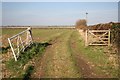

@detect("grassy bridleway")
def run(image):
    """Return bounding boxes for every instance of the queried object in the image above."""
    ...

[32,29,80,78]
[32,29,111,78]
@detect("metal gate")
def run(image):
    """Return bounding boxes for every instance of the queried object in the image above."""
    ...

[8,27,33,61]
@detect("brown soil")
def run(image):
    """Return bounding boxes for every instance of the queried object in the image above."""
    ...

[31,36,62,78]
[32,31,80,78]
[31,44,53,78]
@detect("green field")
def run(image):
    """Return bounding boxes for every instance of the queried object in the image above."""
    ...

[1,28,119,78]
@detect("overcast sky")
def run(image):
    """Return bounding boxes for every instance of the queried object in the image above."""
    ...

[1,1,119,26]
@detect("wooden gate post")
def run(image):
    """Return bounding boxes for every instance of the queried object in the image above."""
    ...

[108,29,111,46]
[85,29,88,46]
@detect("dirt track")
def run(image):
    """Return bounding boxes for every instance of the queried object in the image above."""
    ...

[32,30,80,78]
[31,30,110,78]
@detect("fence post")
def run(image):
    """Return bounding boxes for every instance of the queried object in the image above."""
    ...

[108,29,111,46]
[85,29,88,46]
[27,27,33,44]
[29,28,33,43]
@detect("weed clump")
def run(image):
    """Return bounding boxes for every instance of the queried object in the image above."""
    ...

[23,65,34,80]
[0,46,10,54]
[5,42,50,78]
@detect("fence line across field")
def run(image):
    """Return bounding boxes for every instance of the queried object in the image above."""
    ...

[8,27,33,61]
[85,29,110,46]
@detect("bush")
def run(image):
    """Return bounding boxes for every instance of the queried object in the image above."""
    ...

[75,19,87,30]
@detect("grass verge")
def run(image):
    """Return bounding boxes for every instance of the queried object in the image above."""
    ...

[5,42,50,78]
[69,30,118,77]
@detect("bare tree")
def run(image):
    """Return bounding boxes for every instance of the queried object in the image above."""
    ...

[75,19,87,30]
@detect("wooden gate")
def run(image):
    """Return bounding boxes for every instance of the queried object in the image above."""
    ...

[85,29,110,46]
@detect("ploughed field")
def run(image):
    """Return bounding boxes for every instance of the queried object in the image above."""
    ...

[1,28,119,78]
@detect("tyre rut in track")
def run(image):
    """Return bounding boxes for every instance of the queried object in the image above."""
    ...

[69,31,111,78]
